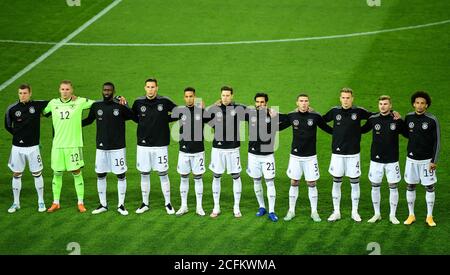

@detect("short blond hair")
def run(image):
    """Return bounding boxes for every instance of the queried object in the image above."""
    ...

[340,87,353,95]
[378,95,391,103]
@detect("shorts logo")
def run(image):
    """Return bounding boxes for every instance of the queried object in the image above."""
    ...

[140,106,146,113]
[97,110,103,116]
[157,104,163,111]
[351,113,357,120]
[181,115,187,121]
[251,116,257,123]
[422,122,428,130]
[390,123,396,130]
[230,110,236,116]
[29,107,35,114]
[409,122,414,129]
[15,111,21,117]
[265,117,271,123]
[216,112,223,118]
[307,119,313,126]
[113,109,119,116]
[375,124,381,131]
[336,114,342,121]
[293,120,299,126]
[195,114,201,121]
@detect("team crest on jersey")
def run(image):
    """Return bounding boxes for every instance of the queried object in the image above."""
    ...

[336,114,342,121]
[422,122,428,130]
[307,119,313,126]
[140,106,146,113]
[251,116,257,123]
[195,114,201,121]
[97,109,103,116]
[113,109,119,116]
[29,106,35,114]
[157,104,163,111]
[265,117,271,123]
[230,110,236,116]
[351,113,357,120]
[293,120,299,126]
[181,115,187,121]
[15,111,21,117]
[390,123,396,130]
[216,112,223,118]
[375,124,381,131]
[408,122,414,129]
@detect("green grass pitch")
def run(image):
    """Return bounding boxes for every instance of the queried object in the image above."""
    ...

[0,0,449,255]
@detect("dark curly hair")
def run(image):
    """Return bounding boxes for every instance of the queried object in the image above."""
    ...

[411,91,431,107]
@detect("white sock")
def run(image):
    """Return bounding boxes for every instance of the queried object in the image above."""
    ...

[212,177,221,211]
[140,174,150,205]
[389,188,398,216]
[12,176,22,205]
[97,176,107,207]
[288,185,298,213]
[117,177,127,207]
[351,182,360,213]
[159,174,171,205]
[233,177,242,209]
[180,176,189,208]
[34,175,44,204]
[194,178,203,209]
[406,190,416,216]
[266,179,276,213]
[371,185,381,215]
[332,181,342,213]
[253,178,265,208]
[426,191,435,217]
[308,186,318,213]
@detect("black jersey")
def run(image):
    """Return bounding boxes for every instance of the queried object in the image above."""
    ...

[206,102,247,149]
[279,110,333,157]
[323,106,373,155]
[5,100,49,147]
[361,113,405,163]
[172,105,211,153]
[404,112,440,163]
[132,95,177,147]
[246,108,283,155]
[82,99,134,150]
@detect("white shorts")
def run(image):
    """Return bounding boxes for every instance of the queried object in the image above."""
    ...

[246,153,276,179]
[177,151,206,175]
[136,145,169,173]
[368,161,401,184]
[287,154,319,181]
[8,145,43,173]
[328,153,361,178]
[209,147,242,175]
[404,157,437,186]
[95,148,127,174]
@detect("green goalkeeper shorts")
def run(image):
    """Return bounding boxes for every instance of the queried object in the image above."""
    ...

[51,147,85,171]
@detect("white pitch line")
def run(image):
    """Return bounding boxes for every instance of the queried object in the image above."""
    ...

[0,18,449,48]
[0,0,122,92]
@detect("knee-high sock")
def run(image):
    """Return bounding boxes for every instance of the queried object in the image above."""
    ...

[160,174,171,205]
[288,185,298,213]
[97,177,107,207]
[371,186,381,215]
[266,179,276,213]
[12,176,22,205]
[253,178,265,208]
[34,175,44,204]
[233,177,242,209]
[180,176,189,208]
[426,191,435,217]
[350,179,360,213]
[212,177,221,211]
[194,178,203,209]
[73,172,85,204]
[118,177,127,207]
[52,172,63,204]
[308,186,318,213]
[140,174,150,205]
[389,188,398,216]
[332,181,342,213]
[406,190,416,216]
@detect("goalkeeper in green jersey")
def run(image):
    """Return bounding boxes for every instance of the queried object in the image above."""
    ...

[43,80,95,213]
